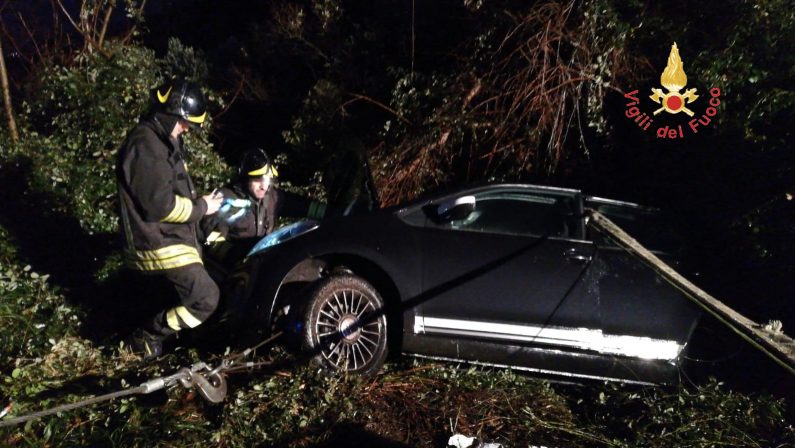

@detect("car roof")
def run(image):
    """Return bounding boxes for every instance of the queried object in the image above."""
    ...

[386,182,583,211]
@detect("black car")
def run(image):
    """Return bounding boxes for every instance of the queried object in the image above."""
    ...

[210,183,701,385]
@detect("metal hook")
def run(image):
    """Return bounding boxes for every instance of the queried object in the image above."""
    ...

[190,370,227,404]
[174,364,228,404]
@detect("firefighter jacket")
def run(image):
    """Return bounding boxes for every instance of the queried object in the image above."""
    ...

[202,184,327,243]
[117,116,208,271]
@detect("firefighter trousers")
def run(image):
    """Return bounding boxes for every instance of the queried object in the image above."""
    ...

[134,263,220,337]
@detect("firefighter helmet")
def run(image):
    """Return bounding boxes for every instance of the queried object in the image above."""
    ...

[153,79,208,126]
[239,148,279,179]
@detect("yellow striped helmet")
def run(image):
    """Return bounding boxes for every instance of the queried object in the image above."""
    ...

[239,148,279,180]
[153,79,207,127]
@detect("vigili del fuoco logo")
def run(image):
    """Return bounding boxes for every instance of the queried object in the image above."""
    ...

[623,43,722,139]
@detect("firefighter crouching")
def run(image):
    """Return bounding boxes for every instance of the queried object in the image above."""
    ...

[201,148,328,251]
[117,79,223,360]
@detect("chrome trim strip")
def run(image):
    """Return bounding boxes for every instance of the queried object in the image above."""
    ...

[414,316,683,361]
[585,196,644,208]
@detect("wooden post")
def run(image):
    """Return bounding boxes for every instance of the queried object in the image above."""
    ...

[0,34,20,143]
[588,210,795,376]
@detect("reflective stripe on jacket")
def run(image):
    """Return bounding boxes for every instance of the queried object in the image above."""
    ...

[117,116,208,271]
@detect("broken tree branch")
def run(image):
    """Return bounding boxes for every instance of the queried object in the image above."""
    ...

[588,210,795,377]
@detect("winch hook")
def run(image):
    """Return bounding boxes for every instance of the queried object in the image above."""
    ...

[177,364,228,404]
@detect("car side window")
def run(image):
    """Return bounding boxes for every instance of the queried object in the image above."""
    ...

[445,192,571,237]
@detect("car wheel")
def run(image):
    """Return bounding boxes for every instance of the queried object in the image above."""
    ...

[303,274,388,376]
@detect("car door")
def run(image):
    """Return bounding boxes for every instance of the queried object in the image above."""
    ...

[585,199,701,349]
[413,187,600,349]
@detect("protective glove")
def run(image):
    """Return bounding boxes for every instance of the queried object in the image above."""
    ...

[217,198,252,224]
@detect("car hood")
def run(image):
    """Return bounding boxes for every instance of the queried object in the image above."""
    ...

[247,220,320,257]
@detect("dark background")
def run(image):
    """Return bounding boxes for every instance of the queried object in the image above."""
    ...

[1,0,793,386]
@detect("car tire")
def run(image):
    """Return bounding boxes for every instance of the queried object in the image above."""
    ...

[302,274,388,377]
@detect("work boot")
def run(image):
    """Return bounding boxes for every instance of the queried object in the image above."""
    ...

[125,329,164,361]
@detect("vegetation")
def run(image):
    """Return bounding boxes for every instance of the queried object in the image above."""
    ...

[1,246,792,447]
[0,0,793,446]
[2,39,229,234]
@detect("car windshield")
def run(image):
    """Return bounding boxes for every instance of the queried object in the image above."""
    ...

[247,220,319,256]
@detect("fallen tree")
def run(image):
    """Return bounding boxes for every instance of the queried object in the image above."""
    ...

[588,210,795,377]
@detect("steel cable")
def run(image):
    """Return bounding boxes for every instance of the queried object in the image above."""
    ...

[0,385,146,428]
[0,332,284,428]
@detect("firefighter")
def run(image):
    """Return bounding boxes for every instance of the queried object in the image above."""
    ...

[202,148,328,246]
[117,79,224,360]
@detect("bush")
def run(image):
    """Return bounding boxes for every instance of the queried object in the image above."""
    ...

[5,41,230,235]
[0,227,82,373]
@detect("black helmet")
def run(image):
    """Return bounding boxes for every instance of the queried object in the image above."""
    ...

[153,79,207,127]
[239,148,279,179]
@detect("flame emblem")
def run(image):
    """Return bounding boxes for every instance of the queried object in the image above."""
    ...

[650,43,698,116]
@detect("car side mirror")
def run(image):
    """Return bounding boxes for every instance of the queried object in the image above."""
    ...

[436,195,476,222]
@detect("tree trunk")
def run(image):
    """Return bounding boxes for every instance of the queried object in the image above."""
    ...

[0,35,20,143]
[588,210,795,377]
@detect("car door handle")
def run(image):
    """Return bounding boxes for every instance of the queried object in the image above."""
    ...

[564,249,591,264]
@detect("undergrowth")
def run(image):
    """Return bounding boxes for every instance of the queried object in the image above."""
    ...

[1,224,793,446]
